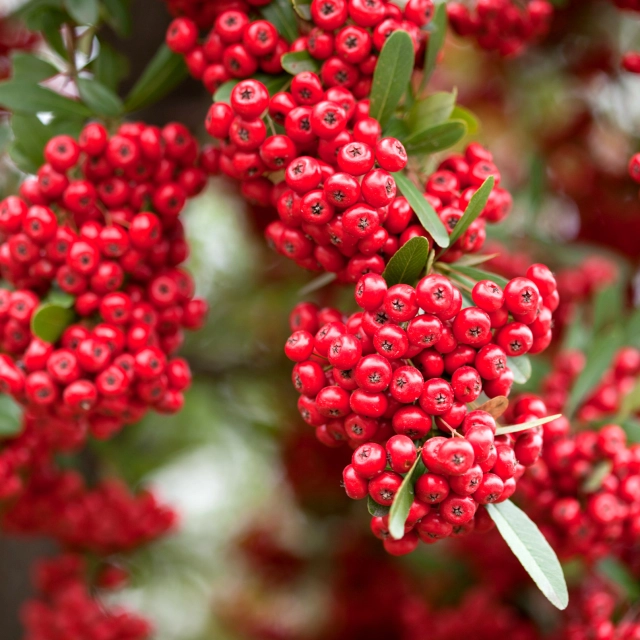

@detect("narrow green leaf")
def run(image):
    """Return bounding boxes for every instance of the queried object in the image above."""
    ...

[406,90,456,131]
[281,50,320,75]
[13,0,63,21]
[101,0,132,36]
[389,457,423,540]
[496,414,562,436]
[421,3,447,89]
[40,11,68,59]
[124,44,187,113]
[0,81,91,117]
[382,236,430,286]
[298,272,336,297]
[508,355,532,385]
[596,557,640,601]
[566,327,624,418]
[367,496,391,517]
[487,500,568,610]
[369,30,415,129]
[393,172,450,248]
[65,0,99,24]
[445,176,494,250]
[48,115,85,138]
[11,113,49,169]
[0,395,23,437]
[593,282,624,335]
[291,0,311,20]
[617,377,640,422]
[625,307,640,348]
[31,303,75,343]
[77,77,123,117]
[582,461,613,493]
[213,80,239,104]
[562,305,590,352]
[261,0,299,43]
[382,117,409,140]
[404,119,467,155]
[441,264,509,289]
[453,252,500,267]
[93,41,129,91]
[11,53,58,82]
[450,105,479,135]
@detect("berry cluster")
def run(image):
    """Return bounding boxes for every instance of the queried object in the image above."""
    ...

[22,553,152,640]
[520,422,640,560]
[166,6,289,93]
[0,122,211,442]
[447,0,554,57]
[285,266,557,553]
[3,468,176,555]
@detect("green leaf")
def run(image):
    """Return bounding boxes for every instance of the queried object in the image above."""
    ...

[93,41,129,91]
[77,77,123,117]
[393,172,450,248]
[102,0,132,36]
[582,460,613,493]
[388,457,423,540]
[382,236,430,286]
[291,0,311,20]
[13,0,63,21]
[281,50,320,75]
[40,11,68,59]
[596,557,640,602]
[0,395,23,437]
[487,500,568,610]
[11,53,58,82]
[444,176,494,249]
[421,2,447,89]
[508,355,532,385]
[261,0,299,43]
[404,119,467,155]
[382,117,409,140]
[48,115,85,138]
[64,0,99,24]
[46,289,75,308]
[369,30,415,129]
[0,81,91,117]
[124,44,187,113]
[593,282,624,335]
[453,252,499,267]
[441,264,509,289]
[406,90,456,132]
[298,273,336,296]
[616,377,640,422]
[626,307,640,347]
[566,327,624,418]
[31,303,75,344]
[367,496,391,517]
[11,113,49,169]
[9,143,40,174]
[450,105,479,135]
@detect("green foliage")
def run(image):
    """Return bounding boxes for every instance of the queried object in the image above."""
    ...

[31,303,75,344]
[450,105,479,135]
[291,0,311,20]
[443,176,494,250]
[487,500,568,610]
[0,81,91,117]
[93,41,129,91]
[388,458,425,539]
[367,496,391,517]
[508,355,532,385]
[566,326,624,418]
[261,0,299,43]
[382,236,430,286]
[369,31,415,129]
[64,0,99,24]
[10,113,49,173]
[11,53,58,82]
[101,0,132,36]
[124,44,187,113]
[393,172,450,248]
[281,50,321,75]
[77,77,124,117]
[404,119,467,155]
[406,90,456,131]
[421,3,447,89]
[0,395,23,437]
